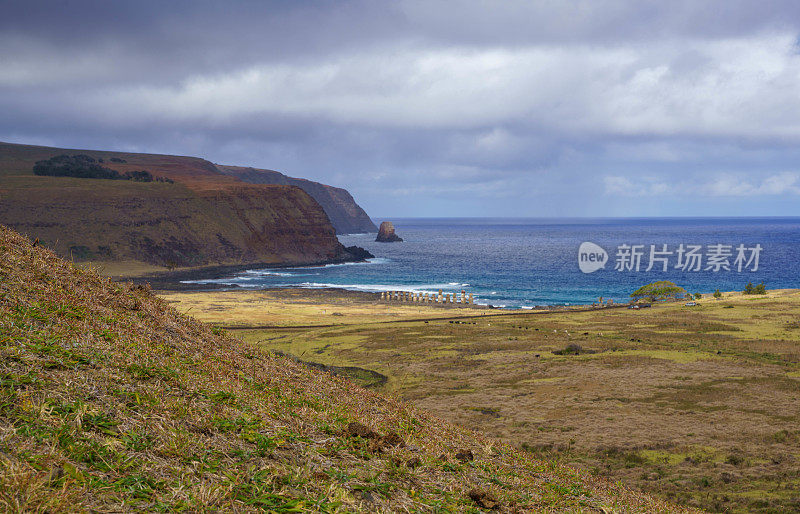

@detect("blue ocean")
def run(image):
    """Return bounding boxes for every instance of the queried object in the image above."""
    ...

[187,218,800,308]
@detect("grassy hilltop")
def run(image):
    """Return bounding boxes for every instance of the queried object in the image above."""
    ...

[0,225,681,511]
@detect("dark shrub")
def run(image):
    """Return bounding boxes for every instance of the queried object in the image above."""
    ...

[32,155,172,183]
[122,170,154,182]
[743,282,766,295]
[33,154,120,180]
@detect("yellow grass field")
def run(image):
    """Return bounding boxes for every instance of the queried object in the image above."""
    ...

[159,288,504,327]
[161,287,800,513]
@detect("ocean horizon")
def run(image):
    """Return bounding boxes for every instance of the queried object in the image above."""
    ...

[186,217,800,308]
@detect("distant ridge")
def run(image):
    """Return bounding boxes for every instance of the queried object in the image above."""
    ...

[218,165,377,235]
[0,141,369,273]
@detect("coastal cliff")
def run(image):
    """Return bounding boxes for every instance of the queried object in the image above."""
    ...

[0,141,366,272]
[218,165,376,234]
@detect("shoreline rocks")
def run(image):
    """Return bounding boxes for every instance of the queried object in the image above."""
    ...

[344,245,375,260]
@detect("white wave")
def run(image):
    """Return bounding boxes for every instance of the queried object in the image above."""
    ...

[178,278,262,288]
[180,277,248,284]
[287,257,391,270]
[242,269,316,277]
[184,258,391,284]
[327,257,391,267]
[293,282,466,294]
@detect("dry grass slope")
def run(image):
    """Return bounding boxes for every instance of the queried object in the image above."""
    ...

[0,225,683,511]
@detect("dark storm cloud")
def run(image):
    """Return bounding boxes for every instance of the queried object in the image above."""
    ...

[3,1,800,216]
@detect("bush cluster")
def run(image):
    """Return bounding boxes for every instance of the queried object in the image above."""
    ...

[743,281,766,295]
[630,280,686,302]
[32,154,173,183]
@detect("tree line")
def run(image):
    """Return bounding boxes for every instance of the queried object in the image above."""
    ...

[33,154,173,183]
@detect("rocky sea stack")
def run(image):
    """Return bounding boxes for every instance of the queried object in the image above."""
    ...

[376,221,403,242]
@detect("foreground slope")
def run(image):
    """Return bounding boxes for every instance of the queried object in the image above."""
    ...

[0,141,361,271]
[0,226,678,512]
[218,165,377,235]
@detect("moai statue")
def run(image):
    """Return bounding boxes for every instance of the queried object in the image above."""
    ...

[461,290,466,304]
[381,291,386,301]
[438,289,443,303]
[469,293,474,304]
[607,298,614,306]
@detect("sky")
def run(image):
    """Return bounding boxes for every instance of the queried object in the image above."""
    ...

[3,1,800,217]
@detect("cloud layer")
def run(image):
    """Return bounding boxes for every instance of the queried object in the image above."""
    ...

[3,1,800,216]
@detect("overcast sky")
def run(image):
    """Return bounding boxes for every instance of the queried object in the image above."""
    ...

[4,1,800,217]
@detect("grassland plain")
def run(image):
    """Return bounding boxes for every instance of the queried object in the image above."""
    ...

[0,224,683,512]
[164,287,800,512]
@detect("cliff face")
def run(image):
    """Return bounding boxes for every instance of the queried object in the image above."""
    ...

[0,142,359,270]
[218,165,377,235]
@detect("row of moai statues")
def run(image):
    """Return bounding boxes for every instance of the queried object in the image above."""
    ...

[381,289,474,305]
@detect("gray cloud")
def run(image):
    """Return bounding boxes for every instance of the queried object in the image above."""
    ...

[3,0,800,217]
